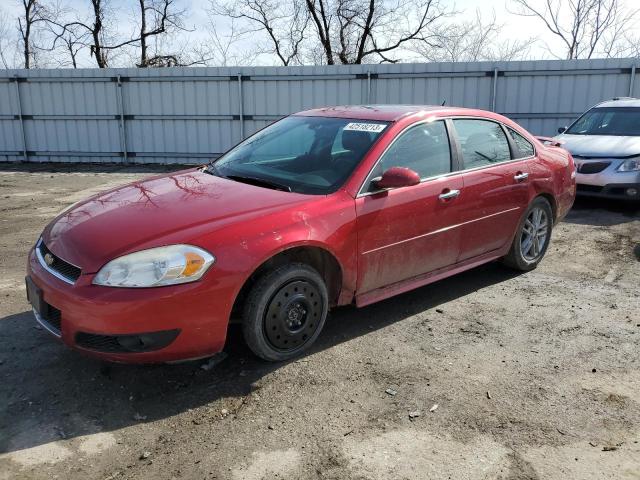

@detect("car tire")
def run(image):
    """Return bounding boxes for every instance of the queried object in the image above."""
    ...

[242,263,329,362]
[502,197,554,271]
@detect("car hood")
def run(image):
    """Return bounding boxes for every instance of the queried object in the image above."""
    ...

[42,168,314,273]
[556,134,640,158]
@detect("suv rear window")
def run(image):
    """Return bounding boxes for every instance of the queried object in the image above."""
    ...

[566,107,640,136]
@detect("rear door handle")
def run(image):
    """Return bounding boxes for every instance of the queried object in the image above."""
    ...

[438,189,460,200]
[514,172,529,182]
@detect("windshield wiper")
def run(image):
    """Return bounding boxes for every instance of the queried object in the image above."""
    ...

[226,174,292,192]
[203,162,224,177]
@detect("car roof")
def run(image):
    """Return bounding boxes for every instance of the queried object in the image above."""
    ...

[294,104,483,122]
[594,98,640,108]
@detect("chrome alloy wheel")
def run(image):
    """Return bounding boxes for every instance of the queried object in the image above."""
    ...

[521,206,549,261]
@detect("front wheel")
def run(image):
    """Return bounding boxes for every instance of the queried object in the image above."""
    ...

[502,197,553,271]
[242,263,329,362]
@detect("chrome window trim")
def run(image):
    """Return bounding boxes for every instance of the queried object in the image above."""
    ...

[357,156,534,198]
[356,116,537,198]
[35,238,79,285]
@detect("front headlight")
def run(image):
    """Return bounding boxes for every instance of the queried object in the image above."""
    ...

[93,245,215,288]
[617,157,640,172]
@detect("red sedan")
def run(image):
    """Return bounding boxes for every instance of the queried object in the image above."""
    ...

[26,105,576,362]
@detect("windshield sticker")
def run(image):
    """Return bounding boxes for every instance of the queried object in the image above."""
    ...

[344,122,387,133]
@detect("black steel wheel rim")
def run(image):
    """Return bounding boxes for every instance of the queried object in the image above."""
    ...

[264,279,323,351]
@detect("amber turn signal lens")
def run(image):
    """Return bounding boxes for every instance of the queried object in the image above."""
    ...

[183,252,206,277]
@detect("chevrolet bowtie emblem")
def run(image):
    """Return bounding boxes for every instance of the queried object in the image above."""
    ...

[44,253,55,266]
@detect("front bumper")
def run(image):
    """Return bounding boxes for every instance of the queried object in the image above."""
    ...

[575,160,639,201]
[26,246,234,363]
[576,182,640,200]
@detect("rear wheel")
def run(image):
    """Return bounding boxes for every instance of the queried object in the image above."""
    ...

[242,263,328,362]
[502,197,553,271]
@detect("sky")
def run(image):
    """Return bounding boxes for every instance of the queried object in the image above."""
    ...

[1,0,639,68]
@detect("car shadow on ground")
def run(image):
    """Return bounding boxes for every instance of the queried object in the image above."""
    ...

[0,262,520,455]
[563,196,639,227]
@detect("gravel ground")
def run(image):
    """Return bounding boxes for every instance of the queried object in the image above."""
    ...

[0,163,639,480]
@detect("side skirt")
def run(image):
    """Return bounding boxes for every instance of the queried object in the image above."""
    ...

[355,249,507,308]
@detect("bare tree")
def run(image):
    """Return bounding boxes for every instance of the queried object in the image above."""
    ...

[47,0,191,68]
[48,0,112,67]
[511,0,638,59]
[601,32,640,58]
[413,10,535,62]
[135,0,189,67]
[209,0,450,65]
[17,0,57,68]
[306,0,450,64]
[38,8,89,68]
[195,15,257,66]
[86,0,108,67]
[0,9,17,68]
[49,0,140,68]
[210,0,309,66]
[51,25,87,67]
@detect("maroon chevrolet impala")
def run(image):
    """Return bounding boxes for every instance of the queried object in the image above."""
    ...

[26,105,576,362]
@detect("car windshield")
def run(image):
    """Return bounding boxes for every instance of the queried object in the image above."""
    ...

[566,107,640,136]
[208,116,388,194]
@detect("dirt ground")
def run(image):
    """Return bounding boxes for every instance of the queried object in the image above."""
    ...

[0,163,639,480]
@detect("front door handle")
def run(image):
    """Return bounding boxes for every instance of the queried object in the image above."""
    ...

[514,172,529,182]
[439,189,460,201]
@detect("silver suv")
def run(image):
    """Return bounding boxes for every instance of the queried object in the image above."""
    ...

[556,98,640,201]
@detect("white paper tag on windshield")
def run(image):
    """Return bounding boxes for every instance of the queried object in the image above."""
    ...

[344,122,387,133]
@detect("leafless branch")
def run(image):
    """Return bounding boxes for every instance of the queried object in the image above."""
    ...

[136,0,190,67]
[210,0,451,65]
[17,0,63,68]
[210,0,308,65]
[0,9,17,68]
[510,0,638,59]
[412,10,536,62]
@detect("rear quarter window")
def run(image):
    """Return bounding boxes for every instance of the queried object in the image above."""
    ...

[507,128,535,158]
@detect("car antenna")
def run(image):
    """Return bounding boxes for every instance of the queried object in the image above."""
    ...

[441,99,446,106]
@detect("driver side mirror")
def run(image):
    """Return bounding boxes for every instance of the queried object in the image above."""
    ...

[374,167,421,190]
[557,126,567,134]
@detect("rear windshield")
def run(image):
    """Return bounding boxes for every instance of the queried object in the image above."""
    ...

[566,107,640,136]
[209,116,389,194]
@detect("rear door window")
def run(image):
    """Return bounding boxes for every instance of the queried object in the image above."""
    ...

[452,119,511,169]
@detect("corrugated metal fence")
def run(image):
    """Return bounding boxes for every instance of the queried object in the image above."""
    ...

[0,58,637,164]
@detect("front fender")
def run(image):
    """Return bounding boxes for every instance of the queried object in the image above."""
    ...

[193,191,358,309]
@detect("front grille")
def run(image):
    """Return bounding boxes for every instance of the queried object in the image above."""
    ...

[577,184,603,193]
[75,329,180,354]
[578,161,610,174]
[45,305,62,331]
[76,333,128,353]
[35,302,62,335]
[38,242,82,282]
